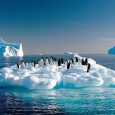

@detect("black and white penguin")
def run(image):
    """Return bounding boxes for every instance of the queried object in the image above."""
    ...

[16,63,20,68]
[45,57,49,66]
[67,61,71,69]
[87,63,91,73]
[53,57,57,65]
[31,61,36,67]
[81,58,85,65]
[21,60,26,68]
[50,56,53,64]
[75,57,78,62]
[84,58,88,65]
[58,59,61,66]
[61,58,64,64]
[53,57,57,62]
[34,62,39,68]
[39,57,44,66]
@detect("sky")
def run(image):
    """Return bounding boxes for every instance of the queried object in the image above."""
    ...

[0,0,115,54]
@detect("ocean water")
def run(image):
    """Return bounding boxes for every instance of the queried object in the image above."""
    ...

[0,54,115,114]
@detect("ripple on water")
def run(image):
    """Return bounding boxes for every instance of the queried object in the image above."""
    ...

[0,87,114,114]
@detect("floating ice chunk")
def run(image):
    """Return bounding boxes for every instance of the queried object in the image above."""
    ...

[108,46,115,55]
[0,38,24,57]
[0,54,114,89]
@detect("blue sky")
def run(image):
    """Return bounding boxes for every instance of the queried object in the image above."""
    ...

[0,0,115,54]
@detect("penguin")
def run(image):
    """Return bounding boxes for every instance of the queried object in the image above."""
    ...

[54,58,57,62]
[72,57,75,65]
[58,59,61,66]
[50,56,53,65]
[39,57,44,67]
[45,57,49,66]
[31,61,36,67]
[26,63,29,67]
[81,58,85,65]
[16,63,20,68]
[35,62,39,68]
[52,57,57,65]
[75,57,78,62]
[84,58,88,65]
[44,59,46,66]
[67,62,71,69]
[87,63,91,73]
[21,60,26,68]
[61,58,64,64]
[32,61,39,67]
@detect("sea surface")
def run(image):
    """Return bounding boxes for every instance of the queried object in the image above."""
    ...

[0,54,115,114]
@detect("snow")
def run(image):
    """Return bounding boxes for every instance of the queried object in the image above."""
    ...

[0,53,114,89]
[108,46,115,55]
[0,38,24,57]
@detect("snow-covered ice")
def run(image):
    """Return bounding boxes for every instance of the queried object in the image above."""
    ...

[0,38,24,57]
[0,53,114,89]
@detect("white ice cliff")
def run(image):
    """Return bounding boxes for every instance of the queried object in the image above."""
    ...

[0,53,114,89]
[0,38,24,57]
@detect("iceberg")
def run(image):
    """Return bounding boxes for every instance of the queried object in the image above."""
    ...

[0,53,114,89]
[108,46,115,55]
[0,38,24,57]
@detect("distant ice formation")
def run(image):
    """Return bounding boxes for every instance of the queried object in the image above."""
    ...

[0,53,114,89]
[0,38,24,57]
[108,46,115,55]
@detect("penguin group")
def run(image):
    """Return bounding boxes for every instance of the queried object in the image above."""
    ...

[16,56,91,72]
[81,58,91,73]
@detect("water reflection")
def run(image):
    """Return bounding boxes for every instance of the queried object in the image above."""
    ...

[0,87,114,114]
[0,88,63,114]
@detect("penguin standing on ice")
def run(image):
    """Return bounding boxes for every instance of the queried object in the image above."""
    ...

[35,62,39,68]
[31,61,39,68]
[45,57,49,66]
[50,56,53,65]
[31,61,36,67]
[84,58,88,65]
[53,57,57,62]
[58,59,61,66]
[16,63,20,68]
[53,58,57,65]
[61,58,64,64]
[81,58,85,65]
[39,57,44,66]
[87,63,91,73]
[67,61,71,69]
[75,57,78,62]
[21,60,26,68]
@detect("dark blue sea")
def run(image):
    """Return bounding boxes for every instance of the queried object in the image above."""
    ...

[0,54,115,114]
